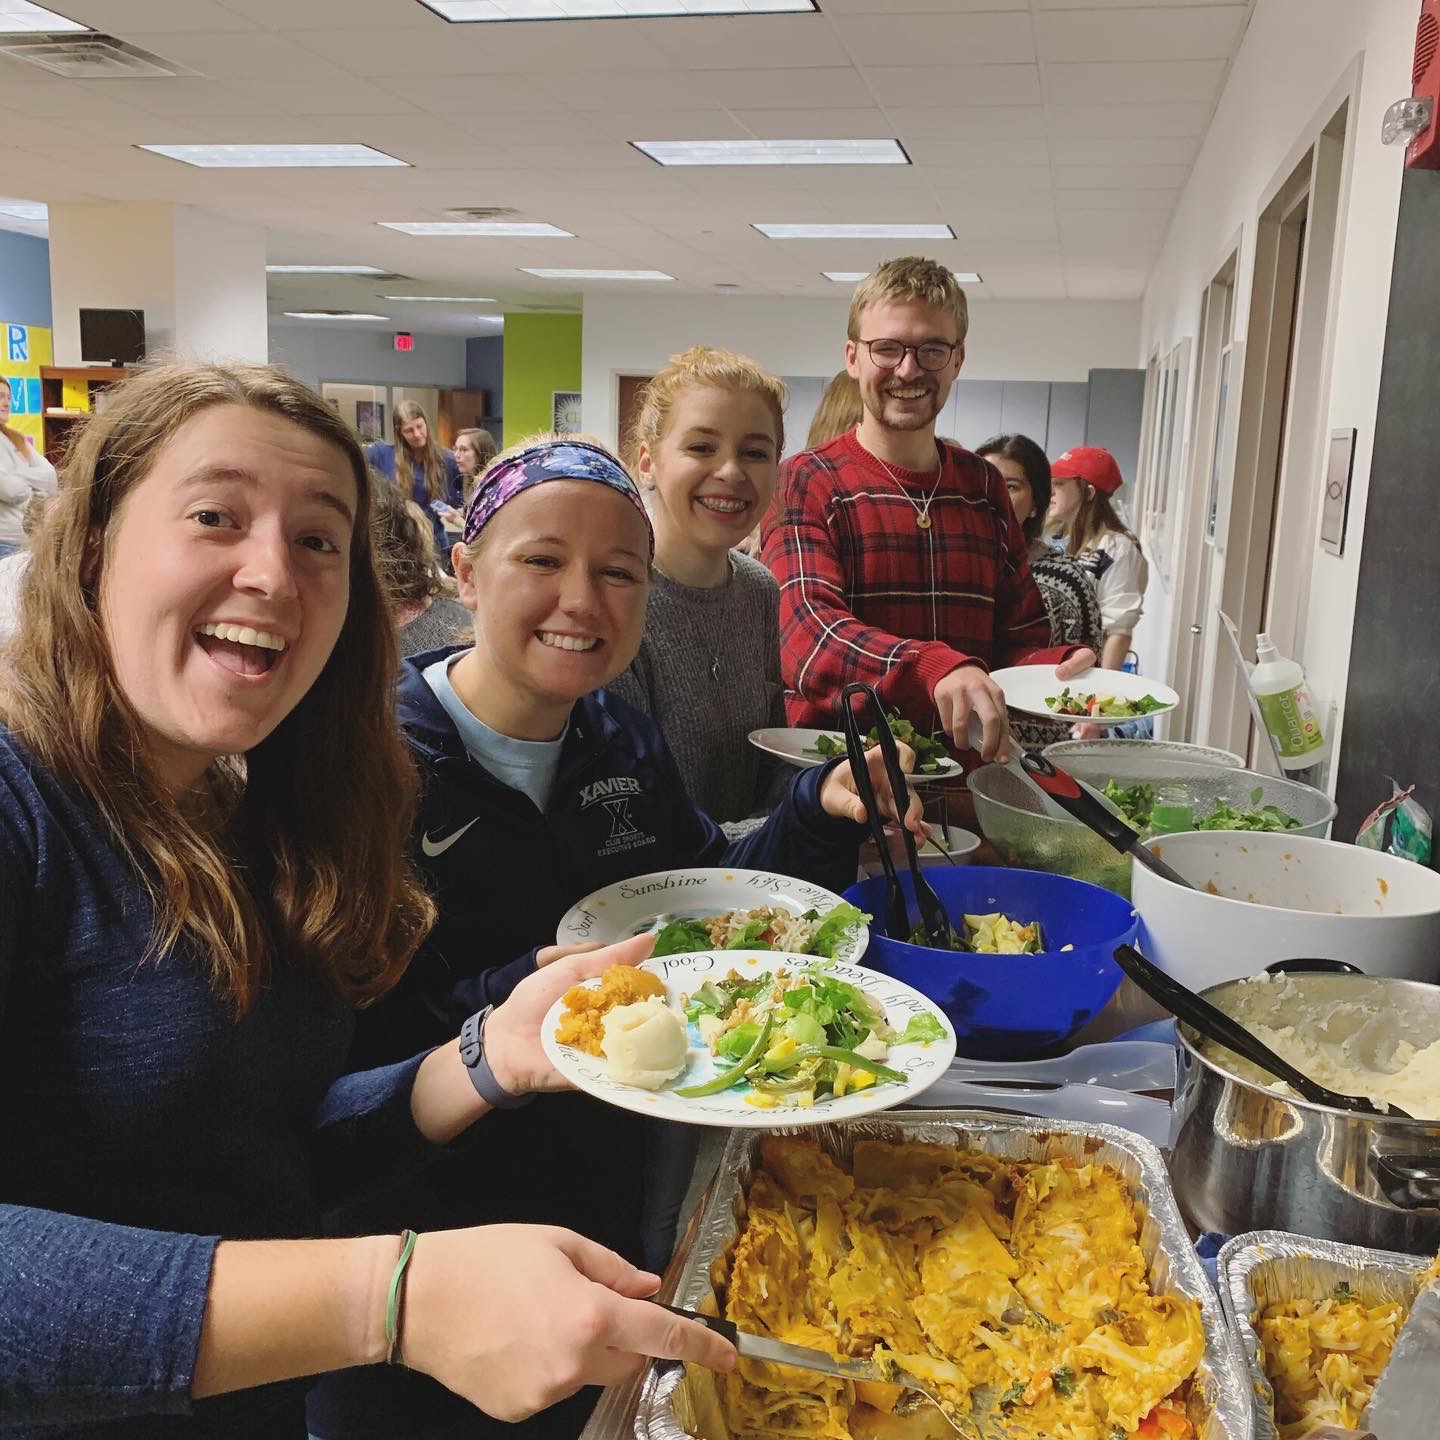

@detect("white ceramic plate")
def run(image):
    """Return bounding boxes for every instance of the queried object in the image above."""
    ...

[991,665,1180,727]
[747,726,964,781]
[557,867,869,966]
[540,951,956,1128]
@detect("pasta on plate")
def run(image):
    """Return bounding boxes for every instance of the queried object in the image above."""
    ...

[708,1137,1204,1440]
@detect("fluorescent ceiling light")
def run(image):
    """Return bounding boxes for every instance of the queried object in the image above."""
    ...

[420,0,815,21]
[267,264,391,276]
[0,1,88,34]
[142,144,406,169]
[382,294,497,302]
[282,311,389,321]
[381,221,573,237]
[634,139,906,168]
[520,268,673,281]
[756,223,955,240]
[824,269,982,284]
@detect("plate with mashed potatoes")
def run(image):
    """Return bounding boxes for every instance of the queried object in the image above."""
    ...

[540,952,955,1127]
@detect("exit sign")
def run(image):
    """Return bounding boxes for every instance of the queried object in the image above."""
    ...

[393,331,414,352]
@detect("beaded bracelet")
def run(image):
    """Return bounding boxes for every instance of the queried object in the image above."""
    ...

[384,1229,420,1366]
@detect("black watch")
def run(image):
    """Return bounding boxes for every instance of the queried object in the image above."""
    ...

[459,1005,535,1110]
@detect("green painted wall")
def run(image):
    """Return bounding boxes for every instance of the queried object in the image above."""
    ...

[501,312,582,446]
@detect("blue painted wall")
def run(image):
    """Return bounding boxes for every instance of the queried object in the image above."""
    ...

[0,231,51,327]
[465,333,503,419]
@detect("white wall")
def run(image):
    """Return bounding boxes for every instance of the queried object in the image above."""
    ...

[1134,0,1414,772]
[48,202,177,364]
[49,203,267,364]
[268,322,468,391]
[581,292,1140,450]
[172,207,267,364]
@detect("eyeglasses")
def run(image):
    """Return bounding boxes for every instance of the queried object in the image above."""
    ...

[858,338,959,372]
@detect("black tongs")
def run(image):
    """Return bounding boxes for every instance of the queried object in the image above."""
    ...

[1016,751,1194,890]
[839,683,952,948]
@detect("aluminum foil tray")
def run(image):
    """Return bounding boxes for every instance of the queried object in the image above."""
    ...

[1217,1229,1434,1440]
[632,1110,1251,1440]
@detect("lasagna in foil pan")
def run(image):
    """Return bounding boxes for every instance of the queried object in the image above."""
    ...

[630,1111,1251,1440]
[1218,1229,1434,1440]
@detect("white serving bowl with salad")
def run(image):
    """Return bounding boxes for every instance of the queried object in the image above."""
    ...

[540,951,956,1126]
[969,758,1335,897]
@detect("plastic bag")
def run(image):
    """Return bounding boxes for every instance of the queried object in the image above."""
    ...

[1355,778,1433,865]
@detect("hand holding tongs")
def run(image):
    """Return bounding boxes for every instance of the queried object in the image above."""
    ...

[840,683,953,948]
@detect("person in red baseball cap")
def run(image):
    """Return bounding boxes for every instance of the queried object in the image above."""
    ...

[1048,445,1149,673]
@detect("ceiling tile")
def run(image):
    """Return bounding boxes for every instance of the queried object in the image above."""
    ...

[1054,163,1190,189]
[1044,59,1227,105]
[1038,0,1247,8]
[637,14,851,69]
[61,0,258,30]
[886,106,1046,141]
[905,137,1049,167]
[1048,135,1198,166]
[703,68,872,109]
[820,0,1026,10]
[1045,101,1216,138]
[81,78,290,117]
[830,12,1034,66]
[866,65,1042,107]
[1036,5,1248,63]
[726,109,898,140]
[588,110,751,142]
[1054,187,1179,212]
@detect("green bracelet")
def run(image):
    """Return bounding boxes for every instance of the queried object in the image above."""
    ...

[384,1229,419,1366]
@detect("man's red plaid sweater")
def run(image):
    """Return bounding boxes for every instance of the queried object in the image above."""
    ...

[761,428,1068,734]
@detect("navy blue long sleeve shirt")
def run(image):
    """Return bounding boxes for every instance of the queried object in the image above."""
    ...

[0,728,449,1438]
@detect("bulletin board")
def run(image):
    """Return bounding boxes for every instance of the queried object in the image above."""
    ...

[2,320,54,445]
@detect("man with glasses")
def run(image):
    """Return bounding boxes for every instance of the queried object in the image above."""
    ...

[762,257,1094,763]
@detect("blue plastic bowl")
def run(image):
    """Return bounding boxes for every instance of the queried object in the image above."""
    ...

[844,866,1136,1059]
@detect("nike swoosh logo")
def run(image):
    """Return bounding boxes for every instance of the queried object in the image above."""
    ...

[420,817,481,858]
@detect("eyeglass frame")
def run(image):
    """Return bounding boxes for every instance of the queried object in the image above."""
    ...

[855,337,962,372]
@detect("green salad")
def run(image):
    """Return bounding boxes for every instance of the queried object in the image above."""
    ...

[1101,780,1301,833]
[650,901,868,959]
[805,712,953,774]
[1046,688,1167,719]
[677,959,947,1106]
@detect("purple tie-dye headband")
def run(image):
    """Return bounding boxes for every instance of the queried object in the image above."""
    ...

[463,438,654,556]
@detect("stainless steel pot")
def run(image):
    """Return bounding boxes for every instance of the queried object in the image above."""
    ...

[1171,968,1440,1254]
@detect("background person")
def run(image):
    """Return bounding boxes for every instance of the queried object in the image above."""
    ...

[0,379,57,561]
[976,433,1104,752]
[1047,444,1148,673]
[368,470,473,657]
[0,362,732,1439]
[364,400,461,557]
[805,369,862,449]
[455,425,498,508]
[311,433,921,1440]
[762,257,1094,766]
[610,345,789,827]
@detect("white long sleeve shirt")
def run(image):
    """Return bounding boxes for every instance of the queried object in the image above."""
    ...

[1078,529,1148,640]
[0,431,58,547]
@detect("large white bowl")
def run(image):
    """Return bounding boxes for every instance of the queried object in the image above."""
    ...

[1132,830,1440,987]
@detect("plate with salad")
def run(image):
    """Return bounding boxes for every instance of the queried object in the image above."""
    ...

[990,665,1180,726]
[540,951,956,1127]
[556,867,870,966]
[748,716,963,780]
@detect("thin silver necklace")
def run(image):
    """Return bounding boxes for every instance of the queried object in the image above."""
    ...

[872,452,943,529]
[654,559,727,683]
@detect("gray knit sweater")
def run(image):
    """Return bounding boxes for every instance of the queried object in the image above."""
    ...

[609,551,788,824]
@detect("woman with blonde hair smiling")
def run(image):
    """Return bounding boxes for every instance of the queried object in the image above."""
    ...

[611,345,791,827]
[0,363,733,1438]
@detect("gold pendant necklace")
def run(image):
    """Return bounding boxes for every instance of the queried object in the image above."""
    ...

[874,454,942,530]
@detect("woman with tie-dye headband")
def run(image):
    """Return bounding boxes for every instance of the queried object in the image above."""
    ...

[309,432,924,1440]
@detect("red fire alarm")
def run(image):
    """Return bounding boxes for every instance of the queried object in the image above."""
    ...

[393,331,414,353]
[1383,0,1440,166]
